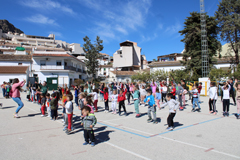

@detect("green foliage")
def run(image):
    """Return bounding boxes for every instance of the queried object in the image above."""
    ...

[169,69,191,82]
[179,12,221,79]
[209,68,231,81]
[215,0,240,65]
[131,71,152,82]
[232,64,240,79]
[151,70,169,81]
[83,36,104,79]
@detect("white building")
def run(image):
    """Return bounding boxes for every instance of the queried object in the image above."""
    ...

[32,51,87,88]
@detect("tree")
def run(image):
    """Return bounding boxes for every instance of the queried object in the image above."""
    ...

[215,0,240,67]
[83,36,103,80]
[179,12,221,80]
[232,64,240,79]
[209,68,231,81]
[152,70,169,81]
[169,69,191,83]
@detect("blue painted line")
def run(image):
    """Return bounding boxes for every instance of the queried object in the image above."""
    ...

[98,122,150,138]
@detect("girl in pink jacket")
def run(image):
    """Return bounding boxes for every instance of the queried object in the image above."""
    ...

[12,78,26,118]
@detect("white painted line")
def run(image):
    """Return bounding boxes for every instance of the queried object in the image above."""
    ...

[211,150,240,159]
[98,138,152,160]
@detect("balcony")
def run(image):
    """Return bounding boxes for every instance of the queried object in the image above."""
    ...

[40,65,83,73]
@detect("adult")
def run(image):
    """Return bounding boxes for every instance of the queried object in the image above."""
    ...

[1,82,6,98]
[229,79,236,106]
[40,81,48,95]
[12,78,26,118]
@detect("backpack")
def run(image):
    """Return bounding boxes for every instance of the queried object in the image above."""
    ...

[6,87,10,92]
[9,89,13,97]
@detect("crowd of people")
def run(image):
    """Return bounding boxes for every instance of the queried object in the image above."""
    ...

[1,77,240,146]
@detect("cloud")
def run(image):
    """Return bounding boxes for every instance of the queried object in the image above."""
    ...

[158,23,163,30]
[80,0,152,41]
[165,21,182,35]
[25,14,59,26]
[140,33,158,43]
[21,0,75,15]
[48,31,63,38]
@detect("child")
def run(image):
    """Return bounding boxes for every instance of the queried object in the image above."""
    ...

[151,80,157,97]
[26,87,30,101]
[140,85,147,105]
[190,85,201,112]
[209,82,218,114]
[144,90,157,124]
[89,89,99,112]
[133,86,140,117]
[161,83,168,103]
[198,82,202,103]
[78,92,86,119]
[46,93,51,117]
[65,94,74,135]
[81,106,97,147]
[234,79,240,119]
[161,93,180,131]
[118,88,127,116]
[40,93,46,117]
[221,82,231,116]
[100,88,109,113]
[171,84,176,99]
[182,86,188,107]
[74,86,79,106]
[111,90,118,114]
[50,92,58,120]
[84,95,94,114]
[155,88,161,110]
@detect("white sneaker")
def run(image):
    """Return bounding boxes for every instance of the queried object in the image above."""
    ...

[41,115,45,117]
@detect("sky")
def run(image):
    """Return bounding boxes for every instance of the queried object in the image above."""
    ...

[0,0,220,61]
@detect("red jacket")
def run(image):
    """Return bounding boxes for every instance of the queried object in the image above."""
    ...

[118,89,127,102]
[100,90,109,100]
[171,88,176,96]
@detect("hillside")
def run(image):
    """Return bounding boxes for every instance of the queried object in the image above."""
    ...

[0,19,24,34]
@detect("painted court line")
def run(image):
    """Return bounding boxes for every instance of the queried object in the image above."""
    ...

[72,150,87,155]
[97,138,152,160]
[98,122,149,138]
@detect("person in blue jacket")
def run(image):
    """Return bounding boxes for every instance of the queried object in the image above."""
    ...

[144,90,157,124]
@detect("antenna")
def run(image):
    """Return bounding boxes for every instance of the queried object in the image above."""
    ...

[200,0,209,77]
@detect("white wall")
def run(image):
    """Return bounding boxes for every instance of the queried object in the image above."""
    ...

[113,46,133,68]
[0,74,27,90]
[151,66,185,72]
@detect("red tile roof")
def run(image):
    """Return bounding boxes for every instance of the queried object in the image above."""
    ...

[111,71,137,76]
[0,66,28,74]
[0,54,32,61]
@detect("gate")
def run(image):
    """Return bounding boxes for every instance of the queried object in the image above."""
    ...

[47,77,58,90]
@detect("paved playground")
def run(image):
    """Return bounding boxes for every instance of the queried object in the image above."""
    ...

[0,93,239,160]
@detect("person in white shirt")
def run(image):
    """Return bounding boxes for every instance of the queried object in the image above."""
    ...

[65,94,74,134]
[209,82,218,114]
[111,90,118,114]
[161,83,168,103]
[221,82,231,117]
[139,85,147,105]
[89,89,99,112]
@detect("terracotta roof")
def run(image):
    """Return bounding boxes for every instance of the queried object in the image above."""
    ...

[99,65,113,68]
[111,71,137,76]
[142,68,150,72]
[157,53,182,59]
[0,54,32,61]
[99,53,109,56]
[33,53,85,64]
[0,66,28,74]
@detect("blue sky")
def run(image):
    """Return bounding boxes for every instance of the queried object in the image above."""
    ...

[0,0,220,60]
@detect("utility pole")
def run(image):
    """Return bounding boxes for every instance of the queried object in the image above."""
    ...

[200,0,209,77]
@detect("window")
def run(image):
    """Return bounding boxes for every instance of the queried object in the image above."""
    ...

[18,63,22,65]
[40,60,46,66]
[56,61,62,66]
[79,75,82,79]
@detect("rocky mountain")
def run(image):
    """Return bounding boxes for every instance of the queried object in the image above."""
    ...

[0,19,24,34]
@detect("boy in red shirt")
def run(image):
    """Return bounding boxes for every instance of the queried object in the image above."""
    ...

[118,88,127,116]
[171,84,176,99]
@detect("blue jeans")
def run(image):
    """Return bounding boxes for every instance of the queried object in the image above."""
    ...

[12,97,24,113]
[2,88,5,97]
[75,97,78,106]
[100,93,103,101]
[192,97,200,109]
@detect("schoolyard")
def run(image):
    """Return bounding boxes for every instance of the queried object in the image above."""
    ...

[0,93,239,160]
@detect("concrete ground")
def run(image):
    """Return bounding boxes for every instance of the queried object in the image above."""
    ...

[0,93,239,160]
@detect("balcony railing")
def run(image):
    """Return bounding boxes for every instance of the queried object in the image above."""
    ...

[40,65,83,73]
